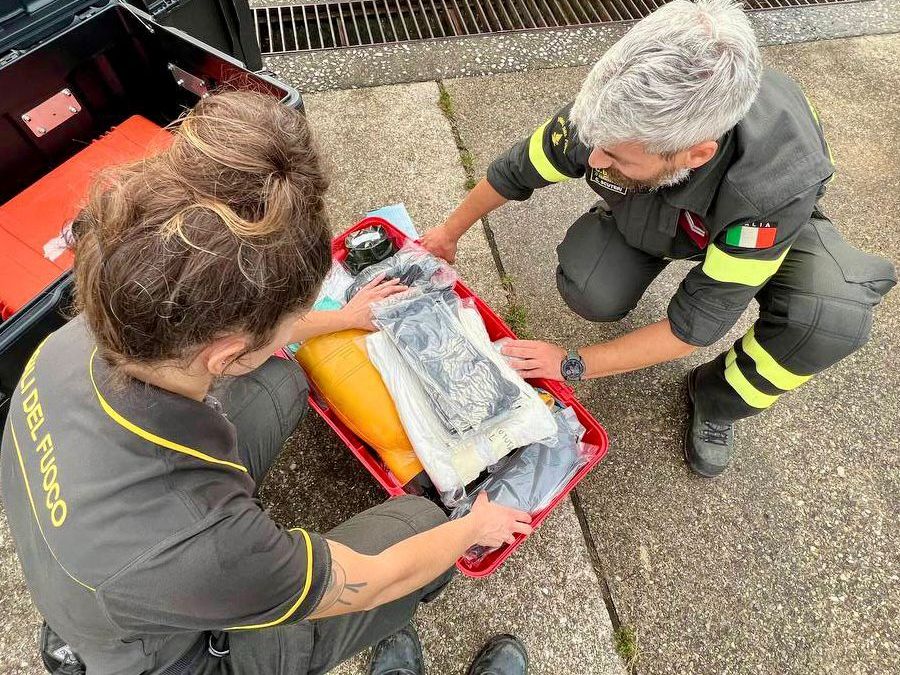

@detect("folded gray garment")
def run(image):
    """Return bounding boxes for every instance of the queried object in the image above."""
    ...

[345,247,451,301]
[452,407,587,518]
[374,291,520,436]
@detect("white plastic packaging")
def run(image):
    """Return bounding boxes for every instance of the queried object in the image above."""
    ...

[366,295,556,506]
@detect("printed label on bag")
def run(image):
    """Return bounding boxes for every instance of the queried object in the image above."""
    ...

[487,428,516,459]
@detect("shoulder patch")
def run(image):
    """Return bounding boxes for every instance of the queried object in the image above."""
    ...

[724,221,778,249]
[553,115,570,152]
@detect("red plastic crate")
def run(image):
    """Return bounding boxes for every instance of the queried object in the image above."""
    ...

[312,217,609,577]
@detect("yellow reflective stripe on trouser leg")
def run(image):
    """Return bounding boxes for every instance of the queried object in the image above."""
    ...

[742,326,812,391]
[724,348,780,409]
[528,120,569,183]
[702,244,789,286]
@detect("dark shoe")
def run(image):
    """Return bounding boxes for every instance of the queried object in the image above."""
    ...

[467,634,528,675]
[685,366,734,478]
[368,624,424,675]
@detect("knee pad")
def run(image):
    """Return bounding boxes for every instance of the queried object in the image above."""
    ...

[555,266,632,322]
[774,294,875,375]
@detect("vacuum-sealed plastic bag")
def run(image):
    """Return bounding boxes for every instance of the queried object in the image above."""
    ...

[373,291,520,436]
[450,407,595,562]
[366,298,556,506]
[346,242,456,301]
[314,262,355,310]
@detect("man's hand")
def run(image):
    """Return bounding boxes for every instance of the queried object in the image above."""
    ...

[501,339,567,381]
[467,492,533,547]
[420,226,459,263]
[340,273,406,331]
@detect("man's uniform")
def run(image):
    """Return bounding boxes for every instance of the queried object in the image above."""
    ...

[487,69,895,422]
[1,316,450,674]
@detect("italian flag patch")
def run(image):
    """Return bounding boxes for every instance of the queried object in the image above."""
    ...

[725,221,778,249]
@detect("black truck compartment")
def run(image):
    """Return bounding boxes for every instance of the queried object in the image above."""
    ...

[0,0,299,428]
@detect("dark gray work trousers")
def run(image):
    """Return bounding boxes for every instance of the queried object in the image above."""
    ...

[556,208,896,421]
[193,358,453,675]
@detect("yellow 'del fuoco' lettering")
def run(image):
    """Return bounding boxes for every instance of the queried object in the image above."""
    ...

[20,359,38,394]
[18,338,49,394]
[22,387,38,413]
[19,373,35,395]
[42,464,57,491]
[9,424,83,587]
[45,481,60,506]
[19,380,66,527]
[27,402,45,441]
[39,448,55,473]
[50,501,67,528]
[36,434,53,455]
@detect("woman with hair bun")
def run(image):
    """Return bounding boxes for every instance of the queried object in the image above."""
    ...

[1,91,530,675]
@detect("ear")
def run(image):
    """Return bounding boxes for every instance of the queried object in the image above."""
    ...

[204,336,250,376]
[683,141,719,169]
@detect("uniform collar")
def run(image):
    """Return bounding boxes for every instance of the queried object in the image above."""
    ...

[88,347,249,474]
[661,128,736,217]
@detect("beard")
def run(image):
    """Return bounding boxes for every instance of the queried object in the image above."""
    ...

[604,165,691,191]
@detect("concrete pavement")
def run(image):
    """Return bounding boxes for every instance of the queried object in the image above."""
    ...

[441,33,900,675]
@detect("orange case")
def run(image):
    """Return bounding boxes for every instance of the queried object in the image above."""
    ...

[0,116,172,320]
[295,329,424,484]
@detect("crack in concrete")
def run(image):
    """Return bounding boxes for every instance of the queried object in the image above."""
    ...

[435,77,633,672]
[571,486,639,673]
[435,81,508,281]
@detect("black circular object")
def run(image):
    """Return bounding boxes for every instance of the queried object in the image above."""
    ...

[344,225,396,274]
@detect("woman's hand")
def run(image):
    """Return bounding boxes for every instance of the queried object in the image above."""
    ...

[466,492,533,548]
[340,273,407,331]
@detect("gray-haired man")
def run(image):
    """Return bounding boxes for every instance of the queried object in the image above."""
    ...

[423,0,895,476]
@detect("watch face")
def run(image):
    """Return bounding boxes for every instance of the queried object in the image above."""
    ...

[562,357,585,381]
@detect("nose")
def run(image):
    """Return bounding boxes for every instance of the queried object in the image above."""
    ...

[588,147,612,169]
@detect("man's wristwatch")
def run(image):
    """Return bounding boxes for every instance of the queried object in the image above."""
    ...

[560,349,585,382]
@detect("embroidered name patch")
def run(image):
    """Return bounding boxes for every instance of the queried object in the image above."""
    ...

[589,168,627,195]
[725,221,778,249]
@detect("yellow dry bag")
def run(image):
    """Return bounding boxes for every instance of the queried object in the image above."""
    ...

[295,329,424,484]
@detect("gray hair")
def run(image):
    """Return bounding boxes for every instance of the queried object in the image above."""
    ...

[571,0,762,155]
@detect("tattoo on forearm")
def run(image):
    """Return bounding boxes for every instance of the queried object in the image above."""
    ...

[316,560,369,612]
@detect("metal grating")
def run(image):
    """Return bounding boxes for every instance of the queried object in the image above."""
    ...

[254,0,866,55]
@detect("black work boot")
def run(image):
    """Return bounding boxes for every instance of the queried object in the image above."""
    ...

[467,634,528,675]
[685,366,735,478]
[368,624,424,675]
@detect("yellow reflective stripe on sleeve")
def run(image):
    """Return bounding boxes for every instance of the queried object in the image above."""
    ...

[226,528,315,630]
[9,423,96,592]
[724,348,780,409]
[88,349,248,473]
[804,94,835,169]
[528,120,569,183]
[742,326,812,391]
[702,244,789,286]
